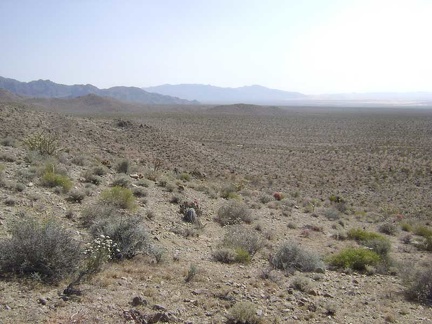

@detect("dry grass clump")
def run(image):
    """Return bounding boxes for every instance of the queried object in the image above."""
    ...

[215,201,252,226]
[0,217,82,283]
[270,241,325,273]
[227,301,261,324]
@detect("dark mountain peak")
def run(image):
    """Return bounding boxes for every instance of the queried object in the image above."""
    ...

[0,76,197,105]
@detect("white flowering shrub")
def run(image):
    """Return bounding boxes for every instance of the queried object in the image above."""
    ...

[89,215,150,259]
[83,235,120,274]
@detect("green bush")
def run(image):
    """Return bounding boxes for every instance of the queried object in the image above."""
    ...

[220,183,240,199]
[100,186,136,210]
[327,248,380,271]
[41,170,72,192]
[0,217,82,283]
[270,241,325,273]
[216,201,252,226]
[347,228,391,256]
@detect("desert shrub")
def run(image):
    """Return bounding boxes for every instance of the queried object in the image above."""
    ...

[324,209,340,221]
[220,183,240,199]
[132,187,148,198]
[270,241,325,273]
[402,266,432,304]
[111,175,131,188]
[115,159,130,174]
[0,152,16,162]
[82,234,119,275]
[221,225,264,257]
[227,302,260,324]
[136,179,151,187]
[92,165,108,176]
[89,215,150,260]
[400,222,413,232]
[81,204,119,226]
[216,201,252,226]
[379,222,398,236]
[177,172,191,181]
[327,248,380,271]
[67,189,86,203]
[184,264,198,283]
[0,217,81,283]
[100,186,136,210]
[23,130,59,156]
[414,225,432,238]
[41,169,72,193]
[364,238,391,257]
[1,137,16,147]
[259,194,273,204]
[212,248,237,264]
[347,228,391,256]
[290,276,314,292]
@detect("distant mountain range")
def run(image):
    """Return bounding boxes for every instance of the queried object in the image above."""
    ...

[0,76,197,105]
[144,84,306,104]
[2,76,432,107]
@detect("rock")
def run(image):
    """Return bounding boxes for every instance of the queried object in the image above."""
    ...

[132,296,148,307]
[152,304,167,311]
[38,298,47,305]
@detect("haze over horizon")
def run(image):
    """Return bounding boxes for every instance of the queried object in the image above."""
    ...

[1,0,431,95]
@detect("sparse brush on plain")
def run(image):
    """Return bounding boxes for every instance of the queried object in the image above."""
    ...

[81,204,119,226]
[270,241,325,273]
[215,200,252,226]
[100,186,136,210]
[0,217,82,284]
[220,183,240,199]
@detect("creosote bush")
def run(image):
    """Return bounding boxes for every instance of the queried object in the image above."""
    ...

[327,248,380,271]
[100,186,136,210]
[270,241,325,273]
[115,159,130,174]
[0,217,81,283]
[41,169,72,193]
[347,228,391,257]
[216,201,252,226]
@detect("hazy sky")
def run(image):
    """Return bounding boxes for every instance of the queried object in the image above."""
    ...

[1,0,431,94]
